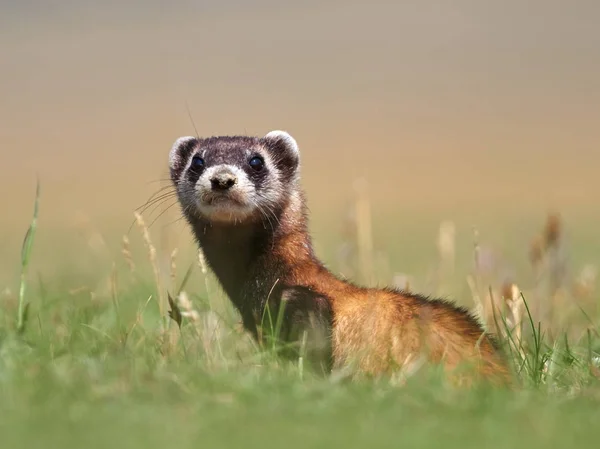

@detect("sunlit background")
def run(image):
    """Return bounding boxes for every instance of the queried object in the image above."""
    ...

[2,0,599,291]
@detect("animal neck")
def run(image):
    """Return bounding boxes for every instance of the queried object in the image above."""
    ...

[190,197,316,329]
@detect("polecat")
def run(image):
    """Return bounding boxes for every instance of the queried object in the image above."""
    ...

[169,130,512,386]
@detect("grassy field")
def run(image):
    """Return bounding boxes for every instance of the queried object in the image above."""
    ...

[3,2,599,447]
[0,184,599,449]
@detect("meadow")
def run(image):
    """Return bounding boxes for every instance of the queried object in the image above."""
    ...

[1,177,598,449]
[3,2,600,447]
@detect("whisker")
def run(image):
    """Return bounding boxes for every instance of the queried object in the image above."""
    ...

[146,195,180,220]
[253,199,273,233]
[185,100,200,139]
[159,214,188,232]
[145,178,175,185]
[135,192,177,212]
[250,196,280,251]
[256,194,281,229]
[135,191,178,213]
[147,200,182,230]
[128,193,181,235]
[132,184,178,220]
[142,184,176,199]
[261,203,277,233]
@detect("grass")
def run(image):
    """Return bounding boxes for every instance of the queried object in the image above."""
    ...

[0,183,599,448]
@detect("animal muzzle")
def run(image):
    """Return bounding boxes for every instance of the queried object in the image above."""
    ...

[210,170,237,191]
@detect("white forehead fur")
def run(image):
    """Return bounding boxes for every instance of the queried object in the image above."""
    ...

[169,136,197,170]
[264,130,300,157]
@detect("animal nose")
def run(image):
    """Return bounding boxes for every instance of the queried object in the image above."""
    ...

[210,172,237,191]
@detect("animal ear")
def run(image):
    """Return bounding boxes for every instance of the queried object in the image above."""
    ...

[169,136,198,173]
[263,130,300,173]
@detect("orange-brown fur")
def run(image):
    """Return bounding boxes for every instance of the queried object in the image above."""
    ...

[170,133,512,387]
[268,209,511,386]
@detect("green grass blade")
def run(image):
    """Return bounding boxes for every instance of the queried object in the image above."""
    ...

[17,178,41,334]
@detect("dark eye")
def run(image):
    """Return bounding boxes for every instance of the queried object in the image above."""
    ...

[191,155,205,170]
[249,156,264,171]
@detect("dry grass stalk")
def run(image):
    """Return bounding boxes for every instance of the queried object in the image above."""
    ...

[195,246,227,364]
[336,202,359,280]
[121,235,135,273]
[389,352,428,387]
[353,177,374,286]
[177,289,225,368]
[502,282,525,354]
[68,286,89,296]
[70,211,115,298]
[475,281,525,360]
[527,211,569,333]
[109,262,119,306]
[466,274,485,325]
[72,211,110,259]
[468,225,525,344]
[170,248,178,293]
[480,285,504,336]
[437,220,456,275]
[469,226,496,325]
[573,264,597,302]
[431,219,456,295]
[373,250,392,286]
[471,226,482,296]
[177,290,201,324]
[543,212,562,249]
[130,295,153,332]
[529,235,544,273]
[134,212,167,329]
[197,247,214,309]
[198,247,208,276]
[202,310,224,366]
[392,273,413,292]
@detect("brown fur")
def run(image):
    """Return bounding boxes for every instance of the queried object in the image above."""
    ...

[261,199,510,386]
[169,133,512,387]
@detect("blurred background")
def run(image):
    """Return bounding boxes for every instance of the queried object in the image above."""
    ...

[1,0,599,301]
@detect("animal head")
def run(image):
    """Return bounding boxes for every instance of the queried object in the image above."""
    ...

[169,130,301,224]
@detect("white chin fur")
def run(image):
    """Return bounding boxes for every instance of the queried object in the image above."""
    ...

[196,203,255,223]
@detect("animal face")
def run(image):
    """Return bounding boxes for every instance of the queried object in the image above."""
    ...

[169,130,300,224]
